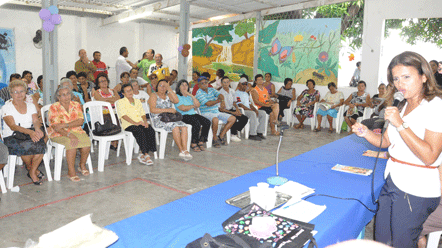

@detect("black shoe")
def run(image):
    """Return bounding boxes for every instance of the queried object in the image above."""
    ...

[218,135,227,145]
[110,145,118,151]
[257,133,266,139]
[27,171,44,179]
[249,135,262,141]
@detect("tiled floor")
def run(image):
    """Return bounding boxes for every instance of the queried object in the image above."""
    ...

[1,126,376,247]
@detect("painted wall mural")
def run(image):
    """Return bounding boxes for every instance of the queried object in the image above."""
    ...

[257,18,341,85]
[192,21,255,81]
[0,28,15,85]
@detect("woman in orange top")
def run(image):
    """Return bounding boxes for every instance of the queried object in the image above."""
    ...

[48,84,91,182]
[251,74,280,135]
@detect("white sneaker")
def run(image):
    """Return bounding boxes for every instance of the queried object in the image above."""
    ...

[179,151,192,161]
[231,135,241,142]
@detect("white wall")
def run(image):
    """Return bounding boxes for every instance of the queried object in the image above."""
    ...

[361,0,442,95]
[0,8,178,88]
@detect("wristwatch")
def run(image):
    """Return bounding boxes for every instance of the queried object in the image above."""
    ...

[396,122,409,132]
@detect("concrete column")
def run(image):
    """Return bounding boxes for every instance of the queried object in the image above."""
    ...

[42,0,58,105]
[178,0,190,81]
[253,11,262,77]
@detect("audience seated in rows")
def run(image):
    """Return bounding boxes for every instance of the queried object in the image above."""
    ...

[175,79,211,152]
[219,76,249,142]
[314,82,344,132]
[149,53,170,81]
[129,68,148,91]
[195,76,235,148]
[0,73,21,101]
[189,71,200,89]
[130,79,150,116]
[343,81,371,132]
[210,69,224,90]
[117,83,157,165]
[148,79,192,160]
[1,80,46,185]
[77,72,93,102]
[192,72,213,96]
[294,79,320,130]
[277,78,297,120]
[48,84,91,182]
[251,74,280,135]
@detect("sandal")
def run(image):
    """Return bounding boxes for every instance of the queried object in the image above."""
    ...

[69,175,81,182]
[212,139,221,148]
[294,124,302,129]
[313,128,321,132]
[198,142,206,151]
[78,167,90,176]
[271,130,280,136]
[328,128,333,133]
[191,144,201,152]
[143,155,154,165]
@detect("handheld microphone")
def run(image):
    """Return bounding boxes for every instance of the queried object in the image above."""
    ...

[384,91,405,128]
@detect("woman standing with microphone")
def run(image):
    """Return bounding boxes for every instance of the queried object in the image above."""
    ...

[352,51,442,248]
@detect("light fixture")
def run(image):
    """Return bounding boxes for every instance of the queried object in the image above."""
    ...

[119,10,153,23]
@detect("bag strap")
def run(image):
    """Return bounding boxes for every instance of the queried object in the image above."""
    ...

[226,233,252,248]
[307,235,318,248]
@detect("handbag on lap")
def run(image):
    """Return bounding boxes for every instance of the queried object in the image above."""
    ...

[159,112,182,123]
[92,119,121,136]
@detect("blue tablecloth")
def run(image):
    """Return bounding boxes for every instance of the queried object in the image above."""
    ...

[107,135,388,247]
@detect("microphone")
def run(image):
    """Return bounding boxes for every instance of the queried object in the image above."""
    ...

[384,91,405,128]
[280,125,289,131]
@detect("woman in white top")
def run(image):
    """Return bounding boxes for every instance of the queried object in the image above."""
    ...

[219,76,249,142]
[130,79,150,117]
[1,80,46,185]
[314,82,344,132]
[352,51,442,248]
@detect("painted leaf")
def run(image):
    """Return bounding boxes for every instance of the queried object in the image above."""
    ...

[259,20,280,44]
[325,69,331,77]
[258,48,279,77]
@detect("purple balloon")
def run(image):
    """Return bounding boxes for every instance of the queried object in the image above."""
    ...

[43,21,55,32]
[39,9,51,21]
[50,14,62,25]
[178,46,183,52]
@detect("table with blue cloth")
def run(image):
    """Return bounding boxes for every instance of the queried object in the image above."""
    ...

[106,135,387,247]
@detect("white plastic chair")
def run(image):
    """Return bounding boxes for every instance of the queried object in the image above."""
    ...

[426,230,442,248]
[1,108,53,188]
[249,94,277,137]
[146,103,191,159]
[196,108,231,148]
[83,101,127,171]
[115,100,158,165]
[282,101,296,127]
[0,169,6,193]
[41,104,93,181]
[238,108,250,139]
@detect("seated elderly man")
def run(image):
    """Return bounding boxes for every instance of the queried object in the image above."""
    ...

[236,78,267,140]
[195,76,236,148]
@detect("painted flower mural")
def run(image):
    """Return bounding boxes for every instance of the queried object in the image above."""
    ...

[318,51,329,62]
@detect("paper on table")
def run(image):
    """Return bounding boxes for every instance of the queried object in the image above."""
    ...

[272,200,326,223]
[274,180,315,199]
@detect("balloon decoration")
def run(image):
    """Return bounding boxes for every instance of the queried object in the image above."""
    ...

[39,6,62,32]
[180,44,191,57]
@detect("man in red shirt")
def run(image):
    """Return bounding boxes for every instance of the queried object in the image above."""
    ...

[92,51,108,82]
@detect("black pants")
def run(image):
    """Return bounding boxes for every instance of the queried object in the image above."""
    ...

[125,125,157,154]
[278,99,290,118]
[182,114,211,144]
[375,175,440,248]
[227,109,249,135]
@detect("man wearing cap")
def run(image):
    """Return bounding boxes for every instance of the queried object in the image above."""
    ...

[195,76,236,148]
[192,72,213,96]
[75,49,97,83]
[236,77,267,140]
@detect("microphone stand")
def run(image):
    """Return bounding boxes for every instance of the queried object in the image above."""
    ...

[267,125,289,186]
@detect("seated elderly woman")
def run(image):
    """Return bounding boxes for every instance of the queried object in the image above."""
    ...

[276,78,297,120]
[343,80,371,132]
[371,83,388,118]
[251,74,280,135]
[314,82,344,133]
[0,98,9,186]
[148,79,192,160]
[117,83,157,165]
[1,80,46,185]
[293,79,320,129]
[93,73,121,150]
[114,72,130,98]
[175,79,211,151]
[48,84,91,182]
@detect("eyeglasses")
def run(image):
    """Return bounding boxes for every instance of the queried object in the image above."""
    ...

[12,90,26,94]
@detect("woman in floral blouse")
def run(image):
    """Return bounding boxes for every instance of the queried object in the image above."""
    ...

[294,79,320,129]
[48,84,91,182]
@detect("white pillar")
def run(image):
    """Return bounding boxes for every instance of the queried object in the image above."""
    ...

[42,0,58,105]
[178,0,190,81]
[253,11,262,77]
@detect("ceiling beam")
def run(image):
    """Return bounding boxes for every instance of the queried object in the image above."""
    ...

[191,12,256,29]
[7,0,115,15]
[250,0,281,8]
[155,10,205,21]
[101,0,180,26]
[189,0,244,14]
